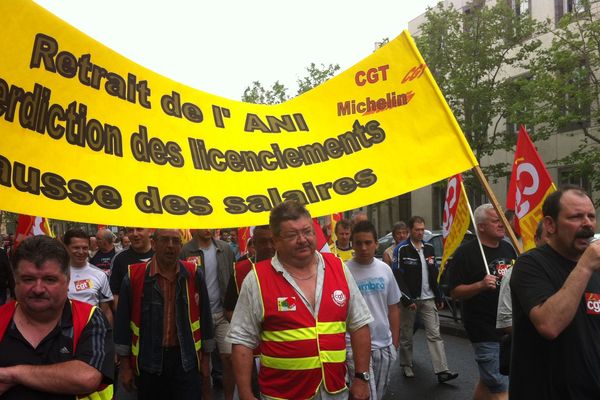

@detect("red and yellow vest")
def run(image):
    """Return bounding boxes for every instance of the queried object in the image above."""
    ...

[255,252,349,399]
[128,261,202,374]
[234,258,255,294]
[0,299,113,400]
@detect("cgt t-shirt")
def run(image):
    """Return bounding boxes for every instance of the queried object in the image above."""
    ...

[68,263,113,306]
[448,239,516,342]
[509,244,600,399]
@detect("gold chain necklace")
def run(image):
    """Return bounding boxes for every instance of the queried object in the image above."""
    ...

[287,271,316,281]
[282,254,317,281]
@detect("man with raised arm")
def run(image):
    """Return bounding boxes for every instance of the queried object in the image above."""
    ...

[510,186,600,399]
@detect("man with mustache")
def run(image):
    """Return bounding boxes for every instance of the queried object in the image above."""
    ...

[115,229,214,400]
[227,201,373,400]
[509,185,600,399]
[0,235,114,399]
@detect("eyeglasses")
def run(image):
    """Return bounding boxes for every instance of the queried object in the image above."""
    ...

[279,229,315,242]
[156,236,182,245]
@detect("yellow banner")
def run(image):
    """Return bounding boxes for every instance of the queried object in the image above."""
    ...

[0,0,478,228]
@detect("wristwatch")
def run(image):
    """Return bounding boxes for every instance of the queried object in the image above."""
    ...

[354,371,370,382]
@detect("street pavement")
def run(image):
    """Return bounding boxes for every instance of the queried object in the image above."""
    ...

[384,330,479,400]
[212,308,476,400]
[212,330,479,400]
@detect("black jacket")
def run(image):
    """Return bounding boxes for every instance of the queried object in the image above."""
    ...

[0,249,14,304]
[391,239,442,306]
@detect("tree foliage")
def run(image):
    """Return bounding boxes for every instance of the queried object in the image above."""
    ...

[418,1,600,204]
[521,0,600,203]
[241,80,289,105]
[241,63,340,104]
[416,2,542,189]
[296,63,340,95]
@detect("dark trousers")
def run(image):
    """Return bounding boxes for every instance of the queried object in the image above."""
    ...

[137,347,201,400]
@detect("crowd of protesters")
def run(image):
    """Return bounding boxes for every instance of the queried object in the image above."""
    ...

[0,185,598,400]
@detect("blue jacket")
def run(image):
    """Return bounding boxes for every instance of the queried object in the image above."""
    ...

[114,260,215,374]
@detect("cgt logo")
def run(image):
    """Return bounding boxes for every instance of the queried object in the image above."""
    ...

[332,290,347,307]
[74,279,92,291]
[585,292,600,315]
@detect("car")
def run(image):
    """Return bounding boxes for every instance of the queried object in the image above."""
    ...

[375,232,394,260]
[375,229,432,260]
[426,231,477,323]
[376,228,477,322]
[425,231,476,271]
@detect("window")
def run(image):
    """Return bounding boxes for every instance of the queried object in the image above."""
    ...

[511,0,530,16]
[556,0,588,24]
[462,0,484,33]
[432,183,445,231]
[557,61,591,132]
[558,167,591,193]
[566,0,585,13]
[505,74,534,136]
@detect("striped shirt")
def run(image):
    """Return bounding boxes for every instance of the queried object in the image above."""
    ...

[149,260,179,347]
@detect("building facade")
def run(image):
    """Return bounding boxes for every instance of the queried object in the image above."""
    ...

[363,0,599,238]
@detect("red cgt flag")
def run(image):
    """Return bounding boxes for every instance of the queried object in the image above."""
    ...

[506,125,556,251]
[438,174,470,282]
[14,214,53,248]
[313,219,331,253]
[237,227,252,255]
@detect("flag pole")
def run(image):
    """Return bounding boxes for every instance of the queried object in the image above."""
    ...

[473,165,523,255]
[463,190,491,275]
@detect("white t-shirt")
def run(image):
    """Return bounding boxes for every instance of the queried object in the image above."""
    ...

[414,241,435,300]
[496,266,513,329]
[201,241,222,313]
[346,258,401,349]
[68,262,113,306]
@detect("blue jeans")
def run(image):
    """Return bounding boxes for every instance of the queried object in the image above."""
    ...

[472,341,509,393]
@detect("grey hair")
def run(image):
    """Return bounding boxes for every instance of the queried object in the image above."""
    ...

[474,204,495,225]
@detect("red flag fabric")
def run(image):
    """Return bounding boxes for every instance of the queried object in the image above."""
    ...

[237,227,252,255]
[506,125,556,251]
[15,214,53,247]
[313,219,330,253]
[439,174,470,281]
[180,229,193,243]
